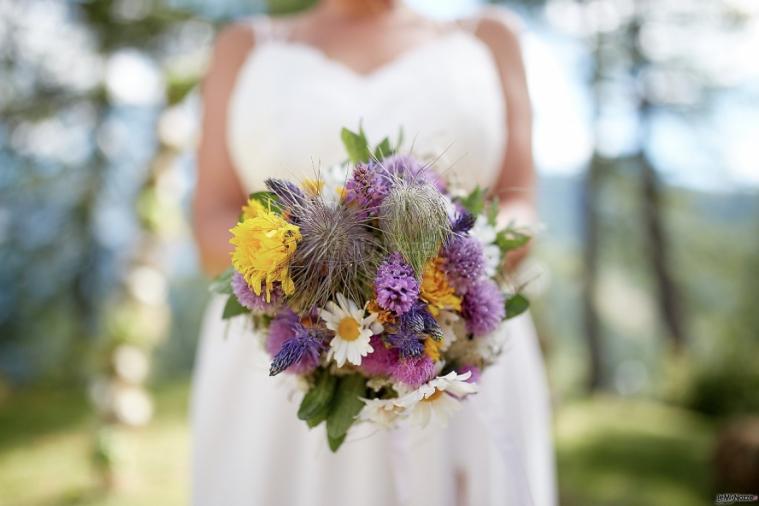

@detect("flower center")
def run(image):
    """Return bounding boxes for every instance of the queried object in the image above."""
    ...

[424,389,445,402]
[337,317,361,341]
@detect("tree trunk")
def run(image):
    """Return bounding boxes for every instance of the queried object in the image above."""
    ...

[582,154,605,390]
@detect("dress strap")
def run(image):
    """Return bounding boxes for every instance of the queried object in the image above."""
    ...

[249,16,291,44]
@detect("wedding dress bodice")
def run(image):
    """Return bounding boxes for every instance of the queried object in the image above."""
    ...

[227,20,506,192]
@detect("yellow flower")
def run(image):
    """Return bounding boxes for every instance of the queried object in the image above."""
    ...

[424,337,443,362]
[420,257,461,316]
[241,198,267,221]
[229,210,301,300]
[367,299,396,325]
[301,178,325,197]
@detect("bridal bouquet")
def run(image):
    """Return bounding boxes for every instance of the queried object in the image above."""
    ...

[211,127,531,451]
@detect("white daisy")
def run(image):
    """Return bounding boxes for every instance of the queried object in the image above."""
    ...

[358,398,406,428]
[470,215,502,277]
[435,310,465,352]
[320,293,380,367]
[396,371,479,428]
[305,163,350,206]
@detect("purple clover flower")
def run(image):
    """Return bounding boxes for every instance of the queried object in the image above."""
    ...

[231,271,282,312]
[391,355,436,388]
[360,335,400,376]
[345,162,392,218]
[442,235,486,294]
[374,253,420,316]
[461,278,506,336]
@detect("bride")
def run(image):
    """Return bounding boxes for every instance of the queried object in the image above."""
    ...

[191,0,556,505]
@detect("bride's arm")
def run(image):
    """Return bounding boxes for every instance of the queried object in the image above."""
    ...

[475,10,536,270]
[193,24,255,275]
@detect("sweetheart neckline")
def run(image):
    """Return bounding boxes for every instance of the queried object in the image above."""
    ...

[248,30,484,82]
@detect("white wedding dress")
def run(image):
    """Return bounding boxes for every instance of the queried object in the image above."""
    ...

[192,17,556,506]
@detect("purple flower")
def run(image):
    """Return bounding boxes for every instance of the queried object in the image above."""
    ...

[387,329,425,358]
[461,278,505,336]
[382,155,446,192]
[374,253,420,316]
[360,335,399,376]
[391,355,436,388]
[231,271,282,312]
[442,235,485,294]
[267,309,323,375]
[345,162,392,218]
[399,303,443,341]
[451,208,476,234]
[457,365,482,384]
[265,178,306,210]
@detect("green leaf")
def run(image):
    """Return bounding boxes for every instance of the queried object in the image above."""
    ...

[341,127,371,164]
[248,191,281,213]
[494,229,531,255]
[328,433,347,452]
[209,267,234,295]
[221,294,248,319]
[485,199,500,227]
[505,293,530,320]
[373,137,393,160]
[459,186,486,216]
[326,374,366,444]
[298,371,337,421]
[305,404,330,428]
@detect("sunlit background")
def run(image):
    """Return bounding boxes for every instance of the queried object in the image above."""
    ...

[1,0,758,504]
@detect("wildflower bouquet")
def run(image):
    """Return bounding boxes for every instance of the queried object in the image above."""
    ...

[212,127,532,452]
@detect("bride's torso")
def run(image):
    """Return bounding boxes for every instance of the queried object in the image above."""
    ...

[227,17,507,192]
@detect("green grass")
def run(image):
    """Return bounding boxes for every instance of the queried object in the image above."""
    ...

[556,395,716,506]
[0,383,190,506]
[0,383,716,506]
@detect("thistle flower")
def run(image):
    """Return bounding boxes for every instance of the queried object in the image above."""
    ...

[265,178,307,211]
[374,253,420,316]
[441,235,485,294]
[461,278,506,336]
[229,210,301,300]
[269,326,324,376]
[379,181,450,275]
[266,308,300,355]
[391,355,436,388]
[267,309,324,376]
[382,154,447,192]
[231,271,282,313]
[399,303,443,341]
[451,208,476,234]
[287,199,383,311]
[387,329,425,358]
[345,162,392,218]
